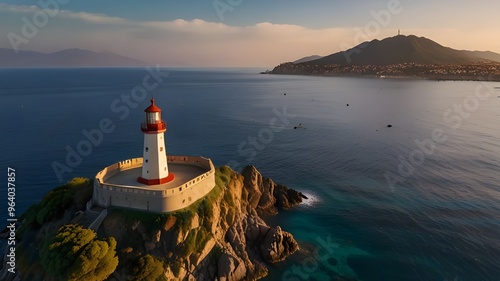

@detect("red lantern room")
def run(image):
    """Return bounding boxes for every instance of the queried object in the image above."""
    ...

[141,99,166,133]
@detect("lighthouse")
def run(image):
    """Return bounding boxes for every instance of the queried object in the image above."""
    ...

[137,99,174,185]
[93,96,216,213]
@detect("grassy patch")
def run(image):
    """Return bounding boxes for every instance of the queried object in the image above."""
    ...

[179,227,211,256]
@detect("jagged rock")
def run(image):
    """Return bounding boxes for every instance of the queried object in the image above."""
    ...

[217,252,247,281]
[153,230,161,243]
[245,217,270,242]
[242,165,300,216]
[241,166,265,209]
[274,184,304,209]
[260,226,299,264]
[163,216,177,231]
[190,213,200,230]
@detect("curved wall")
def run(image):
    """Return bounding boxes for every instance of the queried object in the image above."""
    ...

[93,156,216,213]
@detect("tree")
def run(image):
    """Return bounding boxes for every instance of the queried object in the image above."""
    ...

[40,224,118,281]
[133,255,166,281]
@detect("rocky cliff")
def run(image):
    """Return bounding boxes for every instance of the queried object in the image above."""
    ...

[0,166,305,281]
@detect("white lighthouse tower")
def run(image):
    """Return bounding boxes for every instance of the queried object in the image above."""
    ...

[137,98,174,185]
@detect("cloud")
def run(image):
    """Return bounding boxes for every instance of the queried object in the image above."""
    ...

[1,4,499,67]
[0,3,39,13]
[59,11,127,24]
[0,3,128,24]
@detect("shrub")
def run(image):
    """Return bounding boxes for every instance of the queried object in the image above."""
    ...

[35,186,74,225]
[19,177,93,228]
[40,224,118,281]
[132,255,166,281]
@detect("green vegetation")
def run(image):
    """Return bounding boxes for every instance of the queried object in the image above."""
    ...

[180,227,211,256]
[216,166,232,187]
[40,224,118,281]
[170,261,182,277]
[20,177,93,230]
[198,198,214,229]
[14,178,96,279]
[132,255,167,281]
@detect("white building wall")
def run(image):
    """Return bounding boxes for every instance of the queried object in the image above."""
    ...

[142,133,169,180]
[93,156,216,213]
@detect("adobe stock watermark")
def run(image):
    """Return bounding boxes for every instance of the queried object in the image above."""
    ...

[340,0,412,63]
[51,66,169,182]
[226,106,296,172]
[282,235,339,281]
[213,0,244,21]
[7,0,71,53]
[384,80,495,191]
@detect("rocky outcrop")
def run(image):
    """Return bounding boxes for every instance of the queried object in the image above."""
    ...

[241,165,306,216]
[260,226,299,264]
[1,166,303,281]
[274,183,308,209]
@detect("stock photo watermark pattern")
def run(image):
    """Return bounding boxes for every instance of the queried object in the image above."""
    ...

[7,0,71,53]
[384,80,495,191]
[226,106,296,172]
[51,66,169,182]
[341,0,412,63]
[213,0,244,21]
[281,235,340,281]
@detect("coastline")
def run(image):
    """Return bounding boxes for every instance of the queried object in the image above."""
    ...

[262,61,500,82]
[261,72,500,82]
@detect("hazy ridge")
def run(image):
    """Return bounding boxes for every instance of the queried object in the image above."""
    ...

[0,48,146,67]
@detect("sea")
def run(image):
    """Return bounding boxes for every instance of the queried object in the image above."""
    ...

[1,68,499,281]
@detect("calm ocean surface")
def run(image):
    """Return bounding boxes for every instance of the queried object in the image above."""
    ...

[1,68,500,281]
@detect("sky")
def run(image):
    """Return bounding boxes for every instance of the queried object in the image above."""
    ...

[1,0,499,67]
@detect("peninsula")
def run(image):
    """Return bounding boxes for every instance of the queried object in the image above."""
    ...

[0,166,305,280]
[265,35,500,81]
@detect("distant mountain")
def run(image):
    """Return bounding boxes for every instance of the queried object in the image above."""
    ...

[300,35,500,66]
[293,55,323,64]
[267,35,500,81]
[465,50,500,63]
[0,48,147,67]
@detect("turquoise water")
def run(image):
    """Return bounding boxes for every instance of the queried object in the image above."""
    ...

[1,68,500,280]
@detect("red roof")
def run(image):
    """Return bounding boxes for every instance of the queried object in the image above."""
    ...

[145,98,162,112]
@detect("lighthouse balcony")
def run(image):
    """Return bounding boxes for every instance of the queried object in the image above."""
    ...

[141,122,166,133]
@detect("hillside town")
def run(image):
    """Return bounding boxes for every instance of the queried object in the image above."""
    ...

[268,61,500,81]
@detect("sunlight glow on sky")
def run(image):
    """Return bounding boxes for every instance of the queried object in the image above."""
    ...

[0,0,499,67]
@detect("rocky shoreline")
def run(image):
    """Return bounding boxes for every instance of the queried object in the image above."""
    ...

[1,166,306,281]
